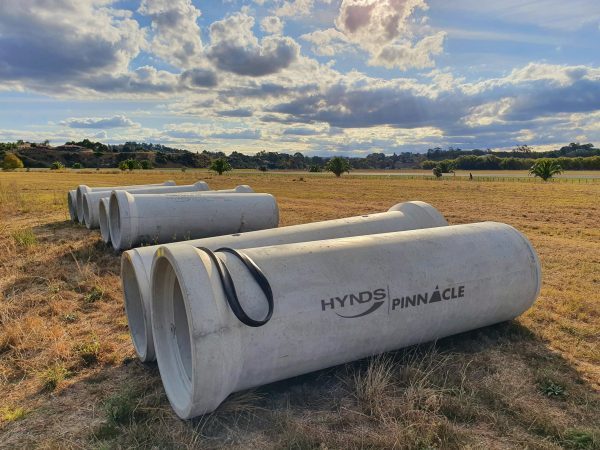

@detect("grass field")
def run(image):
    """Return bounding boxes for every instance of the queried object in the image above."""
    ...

[0,170,598,449]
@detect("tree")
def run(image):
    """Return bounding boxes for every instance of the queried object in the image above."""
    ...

[529,159,563,181]
[72,162,82,169]
[118,159,141,171]
[432,166,443,178]
[308,164,322,173]
[2,153,24,171]
[140,160,153,170]
[50,161,65,170]
[209,157,232,175]
[325,157,351,177]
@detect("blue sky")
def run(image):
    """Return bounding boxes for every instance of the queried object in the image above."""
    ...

[0,0,599,155]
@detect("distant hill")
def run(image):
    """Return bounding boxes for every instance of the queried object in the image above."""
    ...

[0,140,598,170]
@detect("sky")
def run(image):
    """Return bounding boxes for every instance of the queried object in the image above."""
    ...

[0,0,599,156]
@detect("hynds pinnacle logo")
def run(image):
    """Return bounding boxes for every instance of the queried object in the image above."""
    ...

[321,288,387,318]
[320,285,465,319]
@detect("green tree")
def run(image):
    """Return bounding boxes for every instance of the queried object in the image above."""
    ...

[71,162,82,169]
[2,153,24,171]
[432,166,443,178]
[50,161,65,170]
[529,159,563,181]
[308,164,322,173]
[140,160,153,170]
[325,157,351,177]
[118,159,141,171]
[209,157,232,175]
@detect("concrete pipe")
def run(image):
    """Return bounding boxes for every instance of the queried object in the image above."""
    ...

[68,190,77,221]
[110,187,268,251]
[76,181,176,223]
[151,222,541,419]
[122,201,448,362]
[83,181,210,230]
[99,198,111,244]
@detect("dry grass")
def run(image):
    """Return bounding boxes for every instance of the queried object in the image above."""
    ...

[0,169,598,449]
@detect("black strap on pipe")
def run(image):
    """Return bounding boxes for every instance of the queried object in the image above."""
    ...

[196,247,274,327]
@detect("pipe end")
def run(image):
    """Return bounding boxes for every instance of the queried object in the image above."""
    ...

[388,201,448,227]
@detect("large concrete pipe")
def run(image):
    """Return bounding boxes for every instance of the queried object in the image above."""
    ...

[151,222,541,419]
[75,181,176,223]
[110,187,268,251]
[82,181,210,229]
[68,190,77,221]
[99,198,111,244]
[122,201,448,362]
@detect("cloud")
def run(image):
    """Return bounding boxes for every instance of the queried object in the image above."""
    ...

[261,16,284,34]
[206,13,299,76]
[333,0,445,69]
[300,28,353,57]
[180,68,219,88]
[211,129,262,139]
[216,108,254,117]
[273,0,314,17]
[283,127,322,135]
[0,0,144,86]
[62,115,139,129]
[138,0,204,68]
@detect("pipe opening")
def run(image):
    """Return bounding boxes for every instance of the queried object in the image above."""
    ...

[122,256,147,357]
[109,194,122,248]
[172,275,192,382]
[82,196,91,227]
[76,190,84,222]
[153,256,193,411]
[99,200,110,243]
[68,193,76,221]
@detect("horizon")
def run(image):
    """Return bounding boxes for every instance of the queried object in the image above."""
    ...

[0,1,599,156]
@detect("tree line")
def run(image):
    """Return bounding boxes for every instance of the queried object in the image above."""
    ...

[1,140,598,171]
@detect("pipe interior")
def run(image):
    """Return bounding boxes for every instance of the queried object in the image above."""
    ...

[68,194,76,220]
[109,194,122,248]
[173,273,192,382]
[99,201,110,242]
[76,190,84,219]
[121,256,147,356]
[82,197,91,226]
[153,257,193,405]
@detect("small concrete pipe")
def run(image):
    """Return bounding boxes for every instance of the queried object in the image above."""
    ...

[122,201,448,362]
[99,198,111,244]
[110,187,269,251]
[68,190,77,221]
[76,181,176,223]
[83,181,210,229]
[151,222,541,419]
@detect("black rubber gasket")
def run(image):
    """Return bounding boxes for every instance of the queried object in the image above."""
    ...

[196,247,273,327]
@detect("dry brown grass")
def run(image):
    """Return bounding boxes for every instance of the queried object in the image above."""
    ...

[0,169,598,449]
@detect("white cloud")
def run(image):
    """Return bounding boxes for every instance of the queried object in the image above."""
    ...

[138,0,204,68]
[0,0,145,86]
[61,115,139,129]
[300,28,353,56]
[206,13,299,76]
[261,16,284,34]
[273,0,315,17]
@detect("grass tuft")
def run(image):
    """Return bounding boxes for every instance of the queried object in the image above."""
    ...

[562,429,599,449]
[1,406,27,422]
[84,286,104,303]
[103,388,143,426]
[73,338,100,366]
[41,363,71,391]
[12,228,37,247]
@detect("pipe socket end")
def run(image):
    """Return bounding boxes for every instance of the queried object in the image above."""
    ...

[151,245,239,419]
[388,201,448,227]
